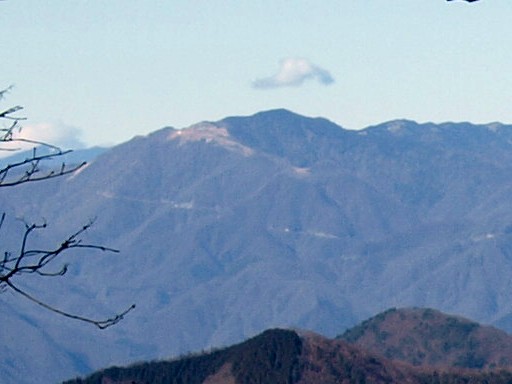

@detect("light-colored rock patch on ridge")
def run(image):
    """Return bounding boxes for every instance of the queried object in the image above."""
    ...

[169,123,254,156]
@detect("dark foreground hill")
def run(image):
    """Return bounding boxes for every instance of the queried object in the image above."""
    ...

[64,309,512,384]
[6,109,512,383]
[340,307,512,369]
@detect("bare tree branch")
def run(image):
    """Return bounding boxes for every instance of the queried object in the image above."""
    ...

[0,86,135,328]
[5,280,135,329]
[0,216,136,329]
[0,147,86,187]
[0,91,86,186]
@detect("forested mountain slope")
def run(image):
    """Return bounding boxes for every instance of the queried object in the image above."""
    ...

[65,309,512,384]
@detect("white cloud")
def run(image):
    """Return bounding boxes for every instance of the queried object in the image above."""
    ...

[253,58,335,89]
[0,122,86,157]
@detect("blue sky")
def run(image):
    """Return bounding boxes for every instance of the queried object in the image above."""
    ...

[1,1,511,148]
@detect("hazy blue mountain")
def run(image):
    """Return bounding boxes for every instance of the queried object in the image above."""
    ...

[3,110,512,383]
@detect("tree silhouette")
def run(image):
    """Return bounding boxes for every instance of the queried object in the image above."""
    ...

[0,87,135,329]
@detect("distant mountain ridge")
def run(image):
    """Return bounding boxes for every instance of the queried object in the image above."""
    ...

[4,109,512,383]
[64,308,512,384]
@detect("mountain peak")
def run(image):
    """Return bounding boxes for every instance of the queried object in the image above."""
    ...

[219,109,344,132]
[216,109,349,166]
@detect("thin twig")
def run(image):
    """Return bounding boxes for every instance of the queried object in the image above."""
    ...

[6,280,135,329]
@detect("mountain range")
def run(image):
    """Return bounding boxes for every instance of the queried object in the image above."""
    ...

[3,109,512,383]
